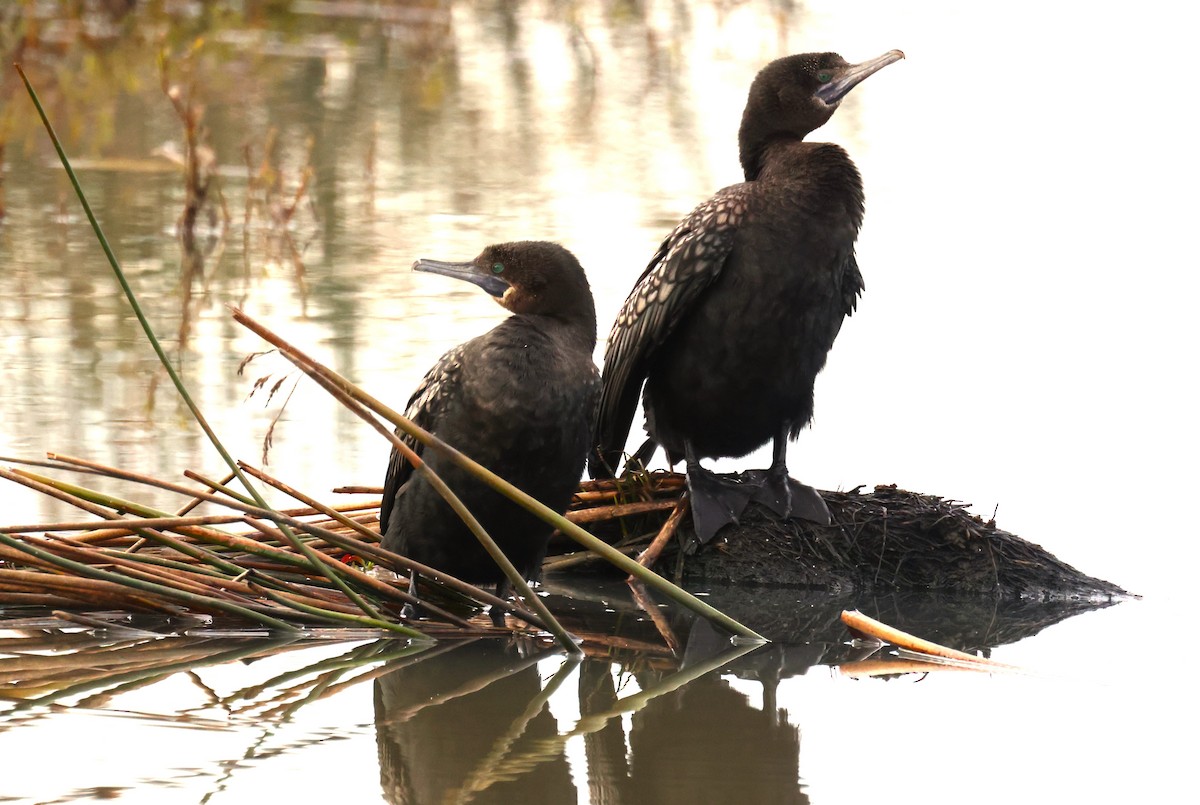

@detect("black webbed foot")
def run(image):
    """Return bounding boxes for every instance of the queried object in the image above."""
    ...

[746,469,831,526]
[686,464,756,545]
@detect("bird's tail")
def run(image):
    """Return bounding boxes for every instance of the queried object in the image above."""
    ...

[589,382,646,479]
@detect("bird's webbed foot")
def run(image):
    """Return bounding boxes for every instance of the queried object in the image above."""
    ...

[745,468,831,526]
[685,463,755,545]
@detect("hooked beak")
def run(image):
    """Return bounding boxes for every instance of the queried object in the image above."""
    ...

[815,49,905,105]
[413,258,510,298]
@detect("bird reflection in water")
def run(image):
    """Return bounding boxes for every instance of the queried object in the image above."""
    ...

[374,640,573,804]
[373,636,808,803]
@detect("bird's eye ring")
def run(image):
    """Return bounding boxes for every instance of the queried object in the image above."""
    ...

[492,263,505,274]
[817,70,832,83]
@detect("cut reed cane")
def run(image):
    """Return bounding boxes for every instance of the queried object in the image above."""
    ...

[565,498,679,524]
[840,610,1020,670]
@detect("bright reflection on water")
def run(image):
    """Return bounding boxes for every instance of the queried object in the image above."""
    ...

[1,0,1198,803]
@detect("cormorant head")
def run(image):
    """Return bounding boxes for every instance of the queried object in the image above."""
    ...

[738,49,903,180]
[413,240,597,340]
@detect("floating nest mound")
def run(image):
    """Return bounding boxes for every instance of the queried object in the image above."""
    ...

[566,475,1128,601]
[679,483,1126,597]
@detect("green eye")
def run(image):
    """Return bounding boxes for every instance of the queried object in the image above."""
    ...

[491,262,505,274]
[817,70,832,83]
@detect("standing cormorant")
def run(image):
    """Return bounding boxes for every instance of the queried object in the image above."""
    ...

[590,50,903,544]
[380,241,600,608]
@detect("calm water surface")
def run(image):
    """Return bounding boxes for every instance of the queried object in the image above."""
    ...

[1,1,1197,803]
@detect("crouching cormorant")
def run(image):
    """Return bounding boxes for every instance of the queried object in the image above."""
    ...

[590,50,904,544]
[380,241,600,613]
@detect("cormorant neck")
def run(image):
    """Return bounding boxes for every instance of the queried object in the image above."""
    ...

[753,139,864,224]
[739,133,808,181]
[522,306,597,353]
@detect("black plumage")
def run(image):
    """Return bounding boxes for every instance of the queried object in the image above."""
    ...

[380,241,600,600]
[591,50,903,543]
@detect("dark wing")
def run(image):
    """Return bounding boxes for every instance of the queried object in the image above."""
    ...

[842,252,864,317]
[378,344,465,535]
[831,250,864,342]
[589,185,752,477]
